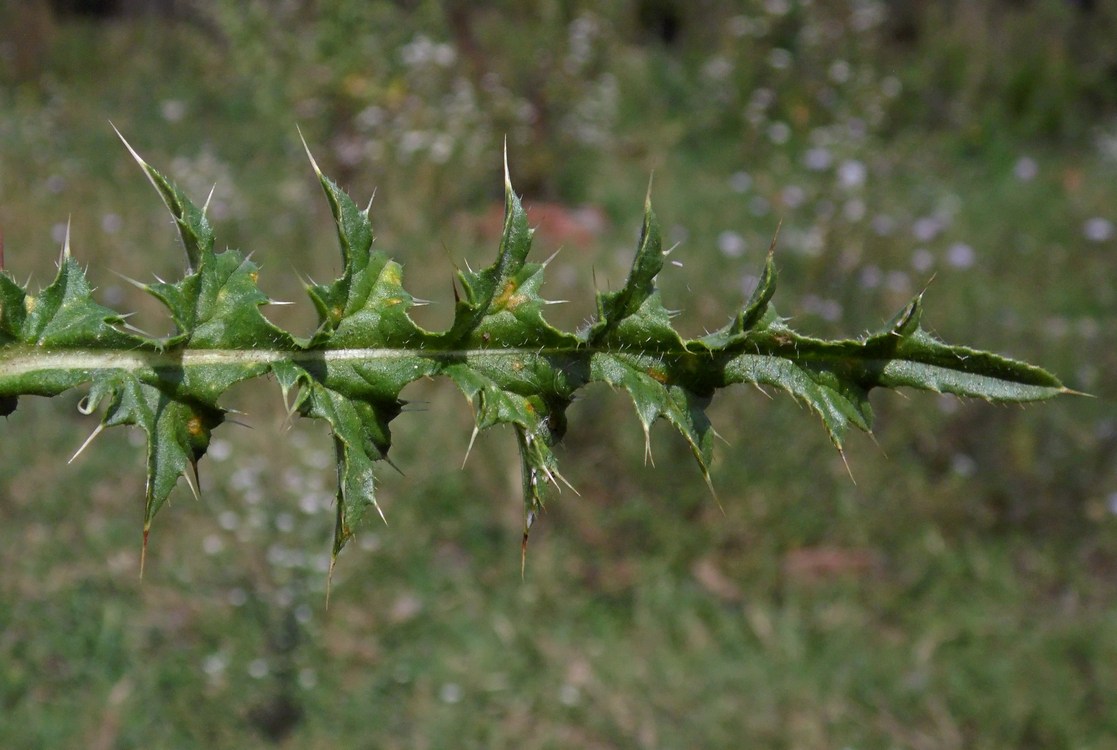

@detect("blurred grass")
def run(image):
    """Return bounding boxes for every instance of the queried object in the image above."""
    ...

[3,1,1117,748]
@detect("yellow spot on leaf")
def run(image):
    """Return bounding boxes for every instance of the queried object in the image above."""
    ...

[494,279,520,310]
[186,416,204,436]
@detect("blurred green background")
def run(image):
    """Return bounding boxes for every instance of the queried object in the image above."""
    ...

[2,0,1116,747]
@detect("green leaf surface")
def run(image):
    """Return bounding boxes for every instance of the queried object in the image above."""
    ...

[0,137,1071,576]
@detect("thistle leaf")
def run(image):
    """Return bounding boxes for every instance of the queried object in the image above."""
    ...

[0,135,1071,579]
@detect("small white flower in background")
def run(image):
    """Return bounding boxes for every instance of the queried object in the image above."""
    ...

[846,118,868,141]
[728,171,753,193]
[298,494,319,515]
[946,242,976,269]
[101,213,122,234]
[428,134,454,165]
[1043,316,1069,339]
[802,295,843,322]
[1077,317,1099,339]
[1096,126,1117,163]
[886,270,911,293]
[837,159,866,189]
[912,216,943,243]
[782,185,806,209]
[718,230,747,258]
[828,60,851,85]
[439,683,463,704]
[727,15,751,36]
[804,147,832,171]
[207,438,231,462]
[802,227,825,256]
[160,99,186,123]
[702,55,733,81]
[843,198,866,222]
[859,264,883,289]
[768,48,793,70]
[750,87,775,109]
[275,513,295,533]
[202,653,227,678]
[851,2,886,31]
[951,453,977,477]
[767,121,791,144]
[102,286,125,306]
[275,587,295,608]
[203,534,223,555]
[819,299,843,322]
[1014,156,1038,182]
[881,76,903,98]
[1083,217,1114,242]
[764,0,791,15]
[937,395,960,414]
[356,105,384,130]
[398,130,426,157]
[871,214,896,236]
[399,35,433,67]
[248,659,269,679]
[911,248,935,273]
[432,43,455,67]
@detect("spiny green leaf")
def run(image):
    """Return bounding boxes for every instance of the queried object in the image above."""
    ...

[116,127,214,273]
[585,192,679,349]
[79,373,223,567]
[14,252,140,352]
[0,134,1072,580]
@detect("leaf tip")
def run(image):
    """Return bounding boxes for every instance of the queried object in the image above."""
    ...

[503,136,511,193]
[202,184,216,217]
[838,445,857,485]
[139,526,149,579]
[184,461,201,501]
[521,509,536,579]
[520,534,528,579]
[61,216,72,261]
[767,218,783,260]
[462,425,480,469]
[112,125,155,182]
[298,126,324,179]
[68,423,104,465]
